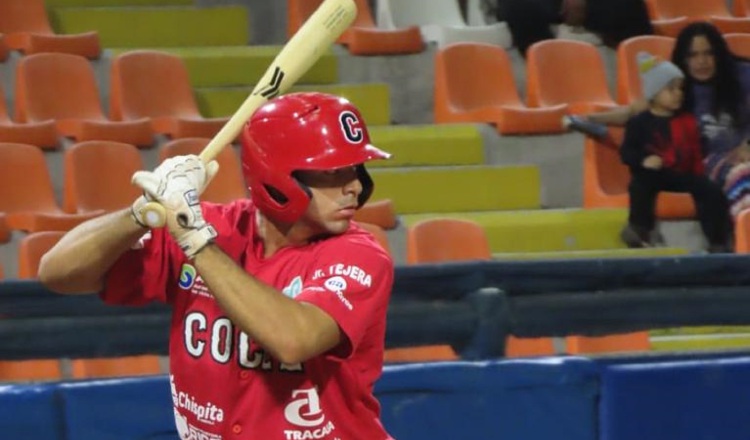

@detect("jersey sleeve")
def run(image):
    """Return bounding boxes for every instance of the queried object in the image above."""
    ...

[100,226,181,306]
[294,238,394,359]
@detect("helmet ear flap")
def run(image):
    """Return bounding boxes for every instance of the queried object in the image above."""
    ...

[356,165,374,207]
[253,175,312,224]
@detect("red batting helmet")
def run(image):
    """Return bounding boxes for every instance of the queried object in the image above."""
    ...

[240,92,391,223]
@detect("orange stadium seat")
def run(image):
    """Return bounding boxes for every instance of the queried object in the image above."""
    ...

[287,0,424,55]
[735,0,750,16]
[0,0,100,59]
[159,138,248,204]
[356,222,391,255]
[110,50,228,139]
[0,143,101,232]
[724,33,750,59]
[70,355,162,379]
[0,82,58,149]
[0,34,9,62]
[63,141,144,214]
[18,231,65,279]
[582,128,696,218]
[617,36,675,105]
[0,213,10,243]
[646,0,750,36]
[15,53,154,147]
[407,218,556,357]
[527,40,618,115]
[353,199,398,230]
[0,359,63,381]
[434,43,567,134]
[735,209,750,253]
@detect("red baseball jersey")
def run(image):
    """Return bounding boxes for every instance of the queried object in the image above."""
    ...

[102,199,394,440]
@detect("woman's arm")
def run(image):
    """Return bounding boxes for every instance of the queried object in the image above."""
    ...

[38,209,147,294]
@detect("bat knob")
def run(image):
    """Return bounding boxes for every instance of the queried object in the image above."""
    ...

[141,202,167,228]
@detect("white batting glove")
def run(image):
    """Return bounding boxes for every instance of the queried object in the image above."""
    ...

[131,155,220,259]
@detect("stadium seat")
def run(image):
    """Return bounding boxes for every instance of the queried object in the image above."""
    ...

[735,209,750,253]
[110,50,228,139]
[158,138,248,204]
[287,0,424,55]
[434,43,567,134]
[15,53,154,147]
[70,355,162,379]
[735,0,750,16]
[63,141,144,214]
[582,129,696,218]
[526,40,618,114]
[0,214,10,243]
[406,218,556,357]
[383,345,459,363]
[378,0,512,48]
[356,222,391,255]
[0,0,101,59]
[353,199,398,230]
[646,0,750,36]
[0,360,63,381]
[0,143,101,232]
[724,33,750,58]
[617,36,675,105]
[0,82,58,149]
[0,34,8,62]
[18,231,65,279]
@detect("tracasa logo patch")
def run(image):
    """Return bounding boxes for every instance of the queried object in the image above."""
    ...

[282,276,303,298]
[178,264,197,290]
[339,110,364,144]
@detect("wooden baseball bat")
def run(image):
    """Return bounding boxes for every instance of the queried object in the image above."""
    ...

[137,0,357,228]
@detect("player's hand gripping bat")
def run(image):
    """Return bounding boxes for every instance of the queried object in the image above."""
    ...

[136,0,357,228]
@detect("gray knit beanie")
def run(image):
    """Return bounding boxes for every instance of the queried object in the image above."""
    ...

[638,51,684,101]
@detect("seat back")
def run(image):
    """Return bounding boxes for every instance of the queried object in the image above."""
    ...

[353,199,398,230]
[70,355,162,379]
[407,218,492,264]
[381,0,465,28]
[159,138,248,204]
[0,143,60,214]
[435,43,521,113]
[63,141,143,213]
[735,209,750,253]
[650,0,729,19]
[617,36,675,104]
[110,50,201,121]
[735,0,750,16]
[287,0,374,39]
[526,40,613,108]
[0,360,62,381]
[15,53,104,123]
[356,222,391,255]
[0,82,11,123]
[724,33,750,59]
[590,129,629,196]
[0,0,53,34]
[18,231,65,279]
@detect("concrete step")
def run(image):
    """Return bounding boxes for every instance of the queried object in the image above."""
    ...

[51,6,249,48]
[109,46,339,87]
[368,124,485,168]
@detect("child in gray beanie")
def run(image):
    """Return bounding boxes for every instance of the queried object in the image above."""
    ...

[619,51,732,252]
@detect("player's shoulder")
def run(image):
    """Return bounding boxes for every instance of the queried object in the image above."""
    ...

[314,222,393,268]
[201,199,255,228]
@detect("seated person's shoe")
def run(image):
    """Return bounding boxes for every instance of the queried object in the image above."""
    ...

[620,224,652,248]
[562,115,609,139]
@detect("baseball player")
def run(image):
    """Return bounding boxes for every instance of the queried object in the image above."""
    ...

[39,92,395,439]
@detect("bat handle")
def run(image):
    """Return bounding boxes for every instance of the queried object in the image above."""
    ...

[139,201,167,228]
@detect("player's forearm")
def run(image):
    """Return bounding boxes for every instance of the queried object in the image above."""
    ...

[39,209,146,294]
[193,245,340,364]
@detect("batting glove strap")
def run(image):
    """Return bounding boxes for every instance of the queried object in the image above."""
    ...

[178,223,218,259]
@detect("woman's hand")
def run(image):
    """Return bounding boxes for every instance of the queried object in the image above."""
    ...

[735,142,750,162]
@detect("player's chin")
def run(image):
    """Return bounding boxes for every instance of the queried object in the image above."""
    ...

[323,218,352,235]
